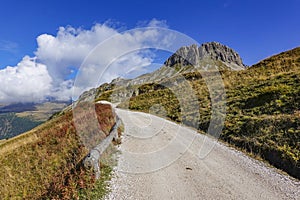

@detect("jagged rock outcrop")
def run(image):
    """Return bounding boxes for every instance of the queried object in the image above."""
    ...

[164,42,246,70]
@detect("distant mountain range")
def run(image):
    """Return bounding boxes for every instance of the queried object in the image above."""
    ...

[0,102,37,113]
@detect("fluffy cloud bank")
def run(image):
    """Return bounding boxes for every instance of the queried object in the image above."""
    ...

[35,24,118,84]
[0,20,171,103]
[0,56,52,103]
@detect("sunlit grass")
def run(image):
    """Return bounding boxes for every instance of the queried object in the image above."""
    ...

[0,102,117,199]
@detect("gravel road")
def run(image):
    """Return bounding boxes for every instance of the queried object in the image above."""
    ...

[105,109,299,200]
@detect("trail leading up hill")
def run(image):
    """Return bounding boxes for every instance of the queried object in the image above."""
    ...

[106,109,299,200]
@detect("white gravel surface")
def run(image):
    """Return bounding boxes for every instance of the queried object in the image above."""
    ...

[105,109,300,200]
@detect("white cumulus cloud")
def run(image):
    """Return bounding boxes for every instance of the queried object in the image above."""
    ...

[0,56,52,103]
[35,24,118,84]
[0,19,173,103]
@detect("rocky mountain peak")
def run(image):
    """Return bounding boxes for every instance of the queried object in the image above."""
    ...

[164,42,246,70]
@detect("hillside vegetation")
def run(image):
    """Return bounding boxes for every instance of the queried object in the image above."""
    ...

[0,102,117,199]
[102,47,300,179]
[221,47,300,178]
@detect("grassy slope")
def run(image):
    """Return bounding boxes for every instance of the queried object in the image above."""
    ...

[221,47,300,178]
[0,102,116,199]
[114,47,300,179]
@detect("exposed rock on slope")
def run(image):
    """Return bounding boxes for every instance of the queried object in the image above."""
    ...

[165,42,246,70]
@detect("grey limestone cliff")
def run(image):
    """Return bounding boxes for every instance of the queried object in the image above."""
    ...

[164,42,246,70]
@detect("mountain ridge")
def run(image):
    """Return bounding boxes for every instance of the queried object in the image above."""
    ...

[78,41,246,103]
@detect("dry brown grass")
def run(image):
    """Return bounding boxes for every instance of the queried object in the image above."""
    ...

[0,102,116,199]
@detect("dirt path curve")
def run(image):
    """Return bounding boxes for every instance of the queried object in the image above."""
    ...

[105,109,299,200]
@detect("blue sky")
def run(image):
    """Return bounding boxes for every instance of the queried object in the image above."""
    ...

[0,0,299,102]
[0,0,299,67]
